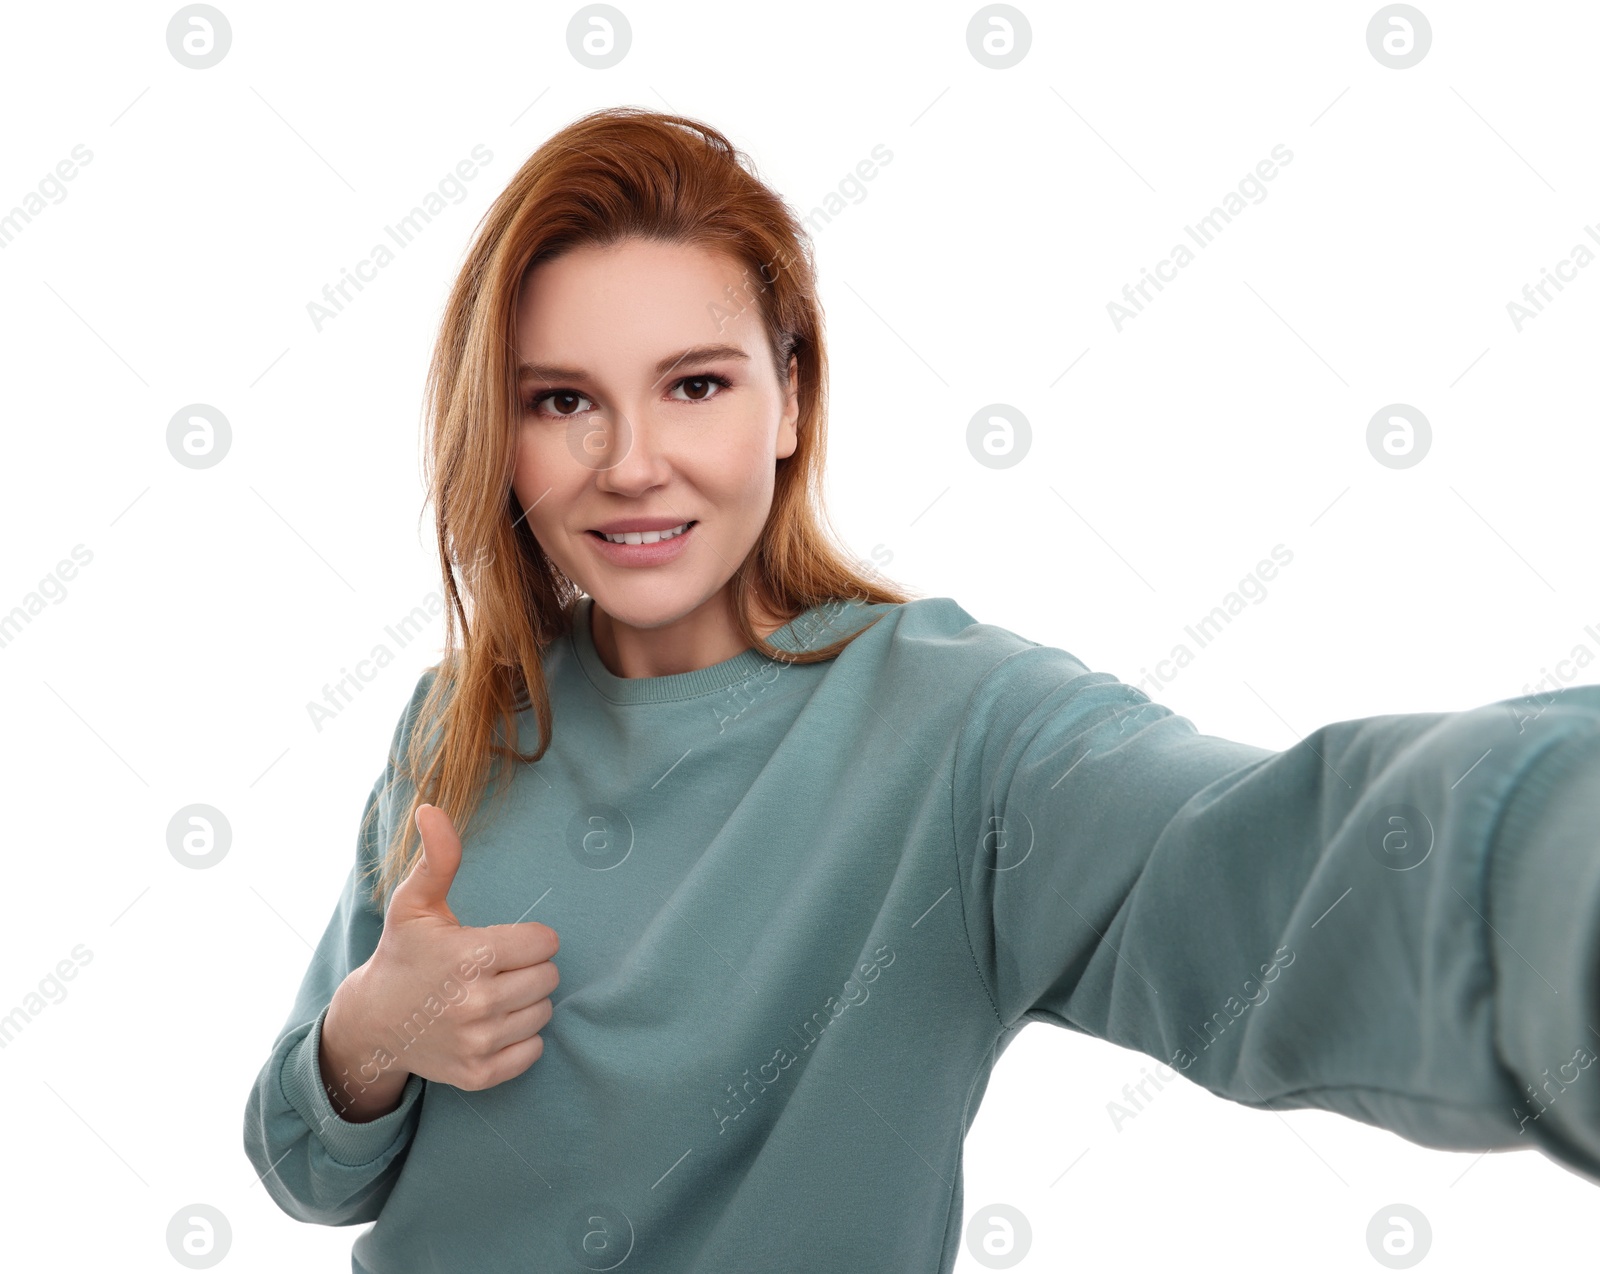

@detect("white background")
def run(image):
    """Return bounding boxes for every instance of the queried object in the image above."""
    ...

[3,0,1599,1269]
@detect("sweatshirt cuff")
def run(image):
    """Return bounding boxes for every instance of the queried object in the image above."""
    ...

[1486,728,1600,1177]
[279,1002,426,1167]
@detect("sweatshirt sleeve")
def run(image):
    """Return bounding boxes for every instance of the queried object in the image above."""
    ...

[242,673,435,1225]
[950,638,1600,1187]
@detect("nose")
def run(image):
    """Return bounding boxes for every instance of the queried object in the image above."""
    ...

[589,401,672,496]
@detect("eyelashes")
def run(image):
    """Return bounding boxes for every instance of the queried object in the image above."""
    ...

[523,373,734,418]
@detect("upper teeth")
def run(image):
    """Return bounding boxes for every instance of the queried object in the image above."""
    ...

[602,523,690,545]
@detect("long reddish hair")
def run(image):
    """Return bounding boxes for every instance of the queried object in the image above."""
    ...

[362,106,917,909]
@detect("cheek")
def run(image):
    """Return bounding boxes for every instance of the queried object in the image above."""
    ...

[510,444,535,491]
[512,425,562,493]
[693,459,769,525]
[737,450,780,505]
[510,437,563,531]
[715,432,780,491]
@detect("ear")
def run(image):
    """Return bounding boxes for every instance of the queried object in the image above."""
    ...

[777,354,800,460]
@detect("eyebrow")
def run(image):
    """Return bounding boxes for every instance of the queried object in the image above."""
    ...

[516,343,752,384]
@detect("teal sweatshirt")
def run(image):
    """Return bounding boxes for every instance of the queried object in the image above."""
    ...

[244,594,1600,1272]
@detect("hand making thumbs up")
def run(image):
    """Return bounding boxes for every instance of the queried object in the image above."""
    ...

[319,803,560,1118]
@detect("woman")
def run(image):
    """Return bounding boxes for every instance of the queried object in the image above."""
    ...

[244,106,1600,1272]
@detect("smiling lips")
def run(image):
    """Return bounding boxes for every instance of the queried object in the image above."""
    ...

[586,520,698,566]
[591,521,693,545]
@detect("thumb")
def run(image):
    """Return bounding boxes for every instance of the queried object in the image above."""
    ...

[391,803,463,921]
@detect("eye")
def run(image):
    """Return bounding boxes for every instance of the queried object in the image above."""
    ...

[525,389,594,418]
[670,373,732,403]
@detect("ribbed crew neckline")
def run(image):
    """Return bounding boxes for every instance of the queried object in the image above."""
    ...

[569,594,881,704]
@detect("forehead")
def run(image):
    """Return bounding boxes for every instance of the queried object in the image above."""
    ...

[515,237,761,359]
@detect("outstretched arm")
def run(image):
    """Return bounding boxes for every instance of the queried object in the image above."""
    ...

[951,641,1600,1184]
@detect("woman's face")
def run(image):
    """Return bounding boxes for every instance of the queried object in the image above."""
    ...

[511,236,799,635]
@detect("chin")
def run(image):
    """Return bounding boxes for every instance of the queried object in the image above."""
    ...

[589,581,717,631]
